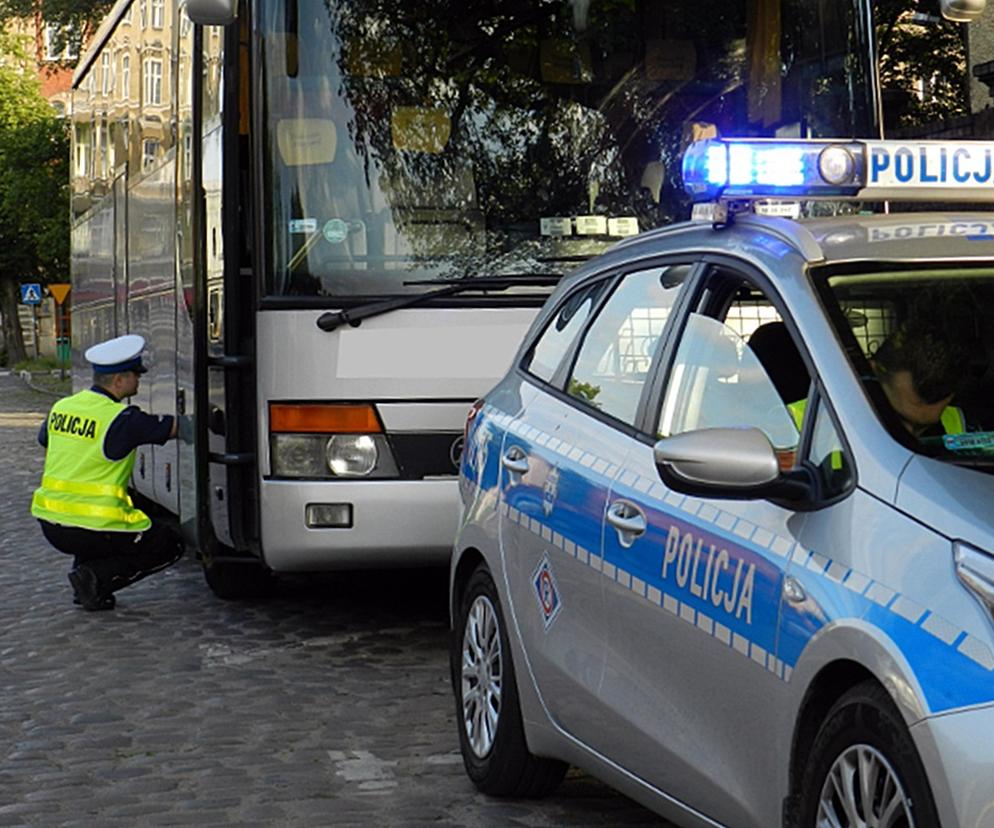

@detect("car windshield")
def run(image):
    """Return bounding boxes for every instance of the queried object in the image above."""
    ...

[818,266,994,468]
[259,0,877,299]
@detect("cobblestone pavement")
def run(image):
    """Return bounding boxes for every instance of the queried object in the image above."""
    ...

[0,374,672,827]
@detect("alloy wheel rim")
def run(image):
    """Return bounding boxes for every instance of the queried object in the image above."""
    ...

[816,743,914,828]
[461,594,503,758]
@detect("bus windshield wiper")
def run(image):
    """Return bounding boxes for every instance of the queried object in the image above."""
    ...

[316,274,562,332]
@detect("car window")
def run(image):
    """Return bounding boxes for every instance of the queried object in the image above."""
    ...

[525,280,608,383]
[658,312,799,451]
[808,400,854,497]
[567,265,690,426]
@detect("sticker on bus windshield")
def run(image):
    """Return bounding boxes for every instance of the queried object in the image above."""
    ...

[608,217,640,236]
[323,218,349,244]
[289,218,317,234]
[576,215,608,235]
[540,217,573,236]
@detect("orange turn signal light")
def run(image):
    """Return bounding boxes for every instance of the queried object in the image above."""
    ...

[269,403,382,434]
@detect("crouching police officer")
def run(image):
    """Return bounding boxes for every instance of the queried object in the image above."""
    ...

[31,334,183,611]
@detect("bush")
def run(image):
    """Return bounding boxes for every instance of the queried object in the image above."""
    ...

[13,356,59,373]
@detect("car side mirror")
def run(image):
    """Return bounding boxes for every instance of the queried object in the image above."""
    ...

[186,0,237,25]
[653,427,811,502]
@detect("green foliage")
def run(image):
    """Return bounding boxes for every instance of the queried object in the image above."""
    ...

[876,0,969,128]
[568,379,602,407]
[0,31,69,364]
[13,356,59,372]
[0,0,111,63]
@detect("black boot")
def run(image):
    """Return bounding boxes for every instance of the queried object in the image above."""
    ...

[68,567,115,611]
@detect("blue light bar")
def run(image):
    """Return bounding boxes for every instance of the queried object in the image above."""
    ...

[683,138,994,205]
[682,139,864,202]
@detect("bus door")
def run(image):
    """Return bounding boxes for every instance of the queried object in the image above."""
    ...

[175,2,199,547]
[198,15,264,587]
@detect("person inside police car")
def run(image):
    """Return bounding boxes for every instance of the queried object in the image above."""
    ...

[31,334,182,611]
[871,322,969,439]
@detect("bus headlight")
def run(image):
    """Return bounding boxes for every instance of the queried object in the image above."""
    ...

[270,434,329,477]
[328,434,388,477]
[271,433,400,478]
[268,403,400,479]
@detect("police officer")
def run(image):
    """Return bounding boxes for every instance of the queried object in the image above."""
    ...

[872,323,968,438]
[31,334,182,611]
[786,323,968,440]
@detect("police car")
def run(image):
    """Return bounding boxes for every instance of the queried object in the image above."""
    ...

[450,138,994,827]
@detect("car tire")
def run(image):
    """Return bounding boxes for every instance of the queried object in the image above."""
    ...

[453,564,567,797]
[796,680,939,828]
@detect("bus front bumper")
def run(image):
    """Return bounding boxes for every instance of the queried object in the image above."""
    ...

[259,478,459,572]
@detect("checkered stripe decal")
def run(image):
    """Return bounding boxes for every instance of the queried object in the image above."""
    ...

[481,406,994,677]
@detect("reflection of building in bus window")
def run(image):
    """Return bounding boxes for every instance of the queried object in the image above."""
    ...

[273,77,371,293]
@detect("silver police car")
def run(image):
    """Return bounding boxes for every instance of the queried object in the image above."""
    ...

[450,139,994,827]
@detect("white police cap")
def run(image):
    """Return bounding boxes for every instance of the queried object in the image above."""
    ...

[84,334,148,374]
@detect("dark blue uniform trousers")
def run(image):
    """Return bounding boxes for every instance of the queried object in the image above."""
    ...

[39,520,183,597]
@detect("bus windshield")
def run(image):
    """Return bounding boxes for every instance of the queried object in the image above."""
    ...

[261,0,877,299]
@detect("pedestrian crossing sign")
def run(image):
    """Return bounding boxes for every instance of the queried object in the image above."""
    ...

[19,283,42,305]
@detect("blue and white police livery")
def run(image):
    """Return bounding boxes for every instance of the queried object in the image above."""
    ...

[449,138,994,827]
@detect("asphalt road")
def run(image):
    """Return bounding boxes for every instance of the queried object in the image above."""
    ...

[0,373,671,827]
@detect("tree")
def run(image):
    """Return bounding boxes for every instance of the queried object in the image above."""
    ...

[0,0,110,61]
[876,0,969,129]
[0,32,69,364]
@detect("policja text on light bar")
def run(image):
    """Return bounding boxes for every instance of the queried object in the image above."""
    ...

[682,138,994,204]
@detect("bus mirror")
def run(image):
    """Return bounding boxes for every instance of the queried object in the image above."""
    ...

[186,0,237,25]
[277,119,338,166]
[391,108,451,154]
[939,0,985,21]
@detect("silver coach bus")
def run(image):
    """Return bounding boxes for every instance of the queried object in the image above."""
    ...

[69,0,879,598]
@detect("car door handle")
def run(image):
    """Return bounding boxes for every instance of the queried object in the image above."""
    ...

[607,500,647,546]
[502,448,529,475]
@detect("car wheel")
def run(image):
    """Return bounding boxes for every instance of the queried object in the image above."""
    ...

[453,564,567,797]
[797,681,939,828]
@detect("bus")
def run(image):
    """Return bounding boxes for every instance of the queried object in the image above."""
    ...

[69,0,880,598]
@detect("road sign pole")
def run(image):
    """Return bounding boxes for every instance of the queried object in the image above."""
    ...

[48,284,71,382]
[56,302,65,381]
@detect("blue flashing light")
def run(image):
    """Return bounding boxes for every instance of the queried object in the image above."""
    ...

[682,139,865,203]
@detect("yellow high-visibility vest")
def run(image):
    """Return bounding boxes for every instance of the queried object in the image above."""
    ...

[788,398,965,436]
[30,389,150,532]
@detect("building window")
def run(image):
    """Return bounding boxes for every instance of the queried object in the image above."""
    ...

[43,24,78,61]
[144,58,162,106]
[151,0,165,29]
[140,0,148,29]
[142,139,160,172]
[121,55,131,100]
[101,53,113,96]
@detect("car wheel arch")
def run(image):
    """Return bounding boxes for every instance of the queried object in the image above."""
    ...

[452,547,486,623]
[783,620,934,826]
[785,659,876,824]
